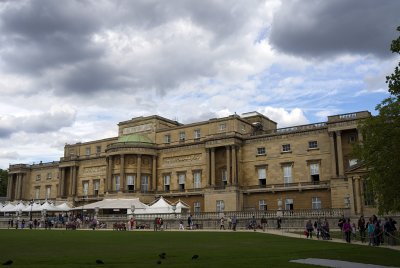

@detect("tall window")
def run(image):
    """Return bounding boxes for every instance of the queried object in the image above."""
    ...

[283,165,293,184]
[36,174,41,181]
[163,174,171,191]
[46,186,51,199]
[310,163,320,183]
[194,202,201,213]
[219,123,226,131]
[93,180,100,196]
[259,200,267,211]
[257,147,266,155]
[127,175,135,191]
[285,199,294,210]
[35,187,40,199]
[194,129,201,139]
[85,147,91,156]
[96,146,101,154]
[178,173,186,191]
[179,131,186,141]
[282,144,291,152]
[141,175,149,193]
[216,200,225,212]
[164,134,171,143]
[258,167,266,186]
[221,169,227,185]
[308,141,318,149]
[114,175,120,191]
[83,181,89,196]
[47,172,52,180]
[193,171,201,189]
[312,197,321,209]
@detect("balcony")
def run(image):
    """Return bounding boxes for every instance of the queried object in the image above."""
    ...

[242,181,330,194]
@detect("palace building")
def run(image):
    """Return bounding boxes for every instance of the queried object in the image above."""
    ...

[7,110,374,215]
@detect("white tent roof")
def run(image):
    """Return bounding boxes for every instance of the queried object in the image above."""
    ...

[22,202,42,212]
[73,198,148,211]
[40,201,58,211]
[13,202,27,212]
[144,196,175,214]
[175,200,190,213]
[55,203,72,211]
[0,203,15,212]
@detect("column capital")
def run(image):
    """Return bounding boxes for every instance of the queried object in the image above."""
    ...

[329,131,335,137]
[335,130,342,136]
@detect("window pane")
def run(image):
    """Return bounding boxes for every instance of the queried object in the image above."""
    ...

[178,173,186,184]
[258,168,266,179]
[310,163,319,175]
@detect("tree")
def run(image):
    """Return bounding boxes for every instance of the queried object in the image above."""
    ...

[0,168,8,196]
[354,26,400,213]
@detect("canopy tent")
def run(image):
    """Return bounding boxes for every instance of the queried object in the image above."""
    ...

[40,201,58,211]
[22,202,42,212]
[143,196,175,214]
[55,203,72,211]
[73,198,148,214]
[174,200,190,214]
[12,202,27,212]
[0,203,15,212]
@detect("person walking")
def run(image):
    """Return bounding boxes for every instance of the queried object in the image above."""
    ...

[261,216,267,232]
[251,216,257,232]
[232,215,237,231]
[367,217,375,246]
[220,217,225,230]
[358,215,366,243]
[343,218,352,243]
[305,220,314,239]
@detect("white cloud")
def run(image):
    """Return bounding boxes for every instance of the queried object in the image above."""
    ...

[258,107,309,128]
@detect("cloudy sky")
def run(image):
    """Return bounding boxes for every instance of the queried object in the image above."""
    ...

[0,0,399,169]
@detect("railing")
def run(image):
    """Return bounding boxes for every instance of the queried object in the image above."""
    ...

[243,181,330,192]
[328,111,370,122]
[275,122,327,134]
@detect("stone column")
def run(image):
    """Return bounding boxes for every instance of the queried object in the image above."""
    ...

[205,148,210,186]
[16,174,21,200]
[71,166,77,196]
[19,174,24,200]
[237,147,242,185]
[226,146,231,185]
[6,175,12,200]
[137,155,142,191]
[210,148,215,186]
[59,168,64,197]
[348,177,355,215]
[152,156,157,192]
[336,131,344,176]
[108,156,114,191]
[232,145,237,185]
[68,167,73,196]
[120,154,125,192]
[354,176,362,215]
[329,132,337,177]
[357,128,363,143]
[105,157,109,193]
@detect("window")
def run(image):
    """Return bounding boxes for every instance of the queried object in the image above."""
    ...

[308,141,318,149]
[193,171,201,189]
[96,146,101,154]
[285,199,294,210]
[179,131,186,141]
[216,200,225,212]
[282,144,291,152]
[141,175,149,193]
[194,202,201,213]
[194,129,201,139]
[35,187,40,199]
[363,179,375,206]
[348,134,356,143]
[163,174,171,191]
[257,147,266,155]
[257,167,266,186]
[178,173,186,191]
[83,181,89,196]
[221,169,227,185]
[259,200,267,211]
[47,172,52,180]
[219,123,226,131]
[312,197,321,209]
[93,180,100,196]
[46,186,51,199]
[241,124,246,133]
[310,163,320,183]
[85,147,91,156]
[283,165,293,184]
[114,175,120,191]
[127,175,135,191]
[36,174,41,181]
[164,134,171,144]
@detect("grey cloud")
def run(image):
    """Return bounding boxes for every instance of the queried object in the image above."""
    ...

[269,0,400,59]
[0,109,76,138]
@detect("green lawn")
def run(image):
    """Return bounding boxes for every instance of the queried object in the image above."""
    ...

[0,230,399,267]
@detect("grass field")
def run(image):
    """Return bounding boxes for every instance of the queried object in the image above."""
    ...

[0,229,399,267]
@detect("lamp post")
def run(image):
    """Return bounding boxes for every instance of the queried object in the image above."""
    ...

[94,207,99,220]
[41,209,47,229]
[29,200,34,221]
[131,204,135,216]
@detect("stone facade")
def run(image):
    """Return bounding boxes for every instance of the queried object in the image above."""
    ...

[7,111,375,215]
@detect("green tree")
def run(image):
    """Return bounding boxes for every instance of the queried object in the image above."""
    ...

[355,26,400,213]
[0,168,8,196]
